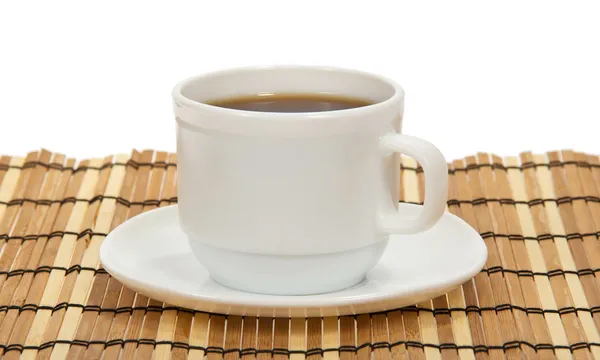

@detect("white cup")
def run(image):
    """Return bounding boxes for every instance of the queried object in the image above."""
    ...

[172,65,448,295]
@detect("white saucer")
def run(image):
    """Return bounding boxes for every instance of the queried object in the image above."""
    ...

[99,204,487,317]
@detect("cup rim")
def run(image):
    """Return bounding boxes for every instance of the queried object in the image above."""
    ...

[171,65,405,119]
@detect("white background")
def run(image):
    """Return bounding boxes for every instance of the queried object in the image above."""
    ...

[1,1,599,161]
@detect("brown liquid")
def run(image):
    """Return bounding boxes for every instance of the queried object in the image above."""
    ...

[207,93,373,113]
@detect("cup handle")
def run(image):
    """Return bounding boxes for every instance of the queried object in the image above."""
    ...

[378,133,448,234]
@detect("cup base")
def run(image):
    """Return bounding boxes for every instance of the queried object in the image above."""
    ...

[187,239,389,295]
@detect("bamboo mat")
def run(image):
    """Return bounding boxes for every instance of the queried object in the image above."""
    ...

[0,149,599,359]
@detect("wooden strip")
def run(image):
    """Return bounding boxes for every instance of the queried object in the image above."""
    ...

[418,301,441,360]
[400,157,426,360]
[84,273,124,360]
[339,316,356,360]
[445,169,477,360]
[0,155,13,198]
[322,317,338,360]
[402,157,419,204]
[153,153,180,360]
[536,152,598,359]
[109,152,143,233]
[120,150,163,360]
[0,150,54,351]
[21,158,102,360]
[152,305,177,358]
[588,154,600,201]
[130,151,170,360]
[83,151,141,360]
[44,155,116,360]
[576,153,600,231]
[387,310,408,360]
[171,310,194,360]
[273,317,290,360]
[550,151,600,298]
[0,151,50,288]
[576,151,600,348]
[188,313,209,360]
[170,311,193,360]
[474,153,539,359]
[0,152,41,308]
[0,151,39,264]
[356,314,371,360]
[0,156,23,225]
[402,308,425,360]
[432,296,459,360]
[464,155,524,360]
[557,150,600,343]
[371,313,389,360]
[290,318,306,360]
[48,155,122,360]
[452,159,503,360]
[506,156,570,359]
[414,152,443,360]
[68,157,128,360]
[223,316,243,360]
[65,274,110,360]
[521,153,592,360]
[537,152,599,353]
[564,153,600,355]
[37,156,114,360]
[241,316,258,360]
[307,317,323,360]
[207,315,226,360]
[0,155,73,360]
[257,317,274,360]
[101,150,154,360]
[12,158,80,360]
[493,155,556,359]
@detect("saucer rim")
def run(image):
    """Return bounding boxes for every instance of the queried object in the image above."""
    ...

[100,204,487,312]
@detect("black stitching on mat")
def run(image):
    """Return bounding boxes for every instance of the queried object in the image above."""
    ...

[472,198,486,206]
[0,262,596,284]
[402,160,599,173]
[1,158,598,176]
[485,266,504,274]
[0,229,108,242]
[105,339,124,348]
[71,339,90,348]
[4,344,23,353]
[272,348,290,355]
[571,342,591,351]
[5,303,597,318]
[239,348,256,356]
[473,345,489,353]
[480,266,600,277]
[1,195,599,209]
[503,341,521,350]
[477,232,600,242]
[399,305,419,313]
[536,233,555,241]
[444,196,600,207]
[0,196,178,207]
[2,340,599,354]
[1,159,598,174]
[138,339,156,346]
[171,341,189,350]
[0,160,178,173]
[433,308,451,316]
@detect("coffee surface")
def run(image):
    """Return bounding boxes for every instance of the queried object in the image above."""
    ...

[207,93,373,113]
